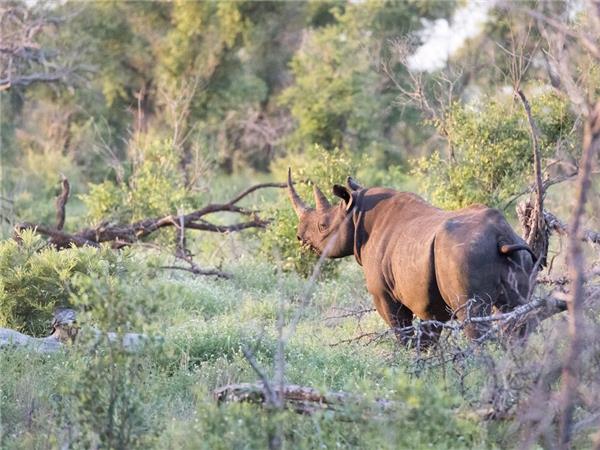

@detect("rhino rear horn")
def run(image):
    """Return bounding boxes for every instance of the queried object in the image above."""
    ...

[287,168,309,217]
[313,185,331,211]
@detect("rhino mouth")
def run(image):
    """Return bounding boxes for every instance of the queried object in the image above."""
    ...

[300,240,319,254]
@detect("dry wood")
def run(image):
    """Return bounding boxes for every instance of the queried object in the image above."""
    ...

[55,175,70,230]
[213,382,394,416]
[544,210,600,245]
[330,294,568,348]
[14,180,286,249]
[0,308,150,353]
[516,204,600,256]
[516,89,548,266]
[558,101,600,449]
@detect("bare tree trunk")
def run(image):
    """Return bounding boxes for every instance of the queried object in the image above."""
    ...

[558,101,600,449]
[55,175,70,230]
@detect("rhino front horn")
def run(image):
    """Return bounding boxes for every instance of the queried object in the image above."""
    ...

[287,168,309,217]
[313,185,331,211]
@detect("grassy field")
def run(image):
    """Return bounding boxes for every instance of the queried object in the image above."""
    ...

[1,174,598,450]
[0,230,502,449]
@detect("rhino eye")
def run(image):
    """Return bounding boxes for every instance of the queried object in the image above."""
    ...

[318,222,328,232]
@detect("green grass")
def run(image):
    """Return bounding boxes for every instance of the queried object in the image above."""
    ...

[0,233,596,449]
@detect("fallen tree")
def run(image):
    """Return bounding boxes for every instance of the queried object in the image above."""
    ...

[213,382,395,416]
[12,177,288,277]
[14,178,286,250]
[0,308,149,353]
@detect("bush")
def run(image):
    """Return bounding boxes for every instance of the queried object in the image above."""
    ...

[80,134,203,225]
[0,230,123,336]
[412,90,576,210]
[163,372,482,450]
[58,263,163,450]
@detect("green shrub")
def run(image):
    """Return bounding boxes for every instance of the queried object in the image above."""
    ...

[163,372,482,450]
[412,90,576,210]
[59,267,163,450]
[0,230,123,336]
[80,135,199,225]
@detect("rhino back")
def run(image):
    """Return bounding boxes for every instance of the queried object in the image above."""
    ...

[433,207,531,312]
[355,192,530,320]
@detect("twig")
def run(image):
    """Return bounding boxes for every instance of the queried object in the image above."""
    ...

[241,346,277,407]
[330,294,568,348]
[544,210,600,245]
[323,307,375,321]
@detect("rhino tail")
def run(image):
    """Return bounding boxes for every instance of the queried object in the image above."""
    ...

[499,243,537,261]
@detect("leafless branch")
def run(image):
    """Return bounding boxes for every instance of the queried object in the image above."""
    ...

[544,210,600,245]
[159,264,230,279]
[517,89,549,266]
[330,294,568,348]
[0,4,88,92]
[14,179,286,249]
[558,100,600,448]
[241,347,277,408]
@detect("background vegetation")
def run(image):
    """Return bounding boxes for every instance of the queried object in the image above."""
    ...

[1,1,599,449]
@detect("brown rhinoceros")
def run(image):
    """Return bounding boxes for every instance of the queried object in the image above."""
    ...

[286,169,535,345]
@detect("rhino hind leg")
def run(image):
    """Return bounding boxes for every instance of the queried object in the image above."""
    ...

[415,321,444,349]
[455,295,494,340]
[371,292,414,346]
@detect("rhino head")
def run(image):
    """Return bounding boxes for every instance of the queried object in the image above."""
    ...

[287,169,360,258]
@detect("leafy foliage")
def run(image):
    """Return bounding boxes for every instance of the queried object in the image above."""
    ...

[279,1,453,161]
[81,135,195,224]
[0,230,122,336]
[412,91,576,209]
[57,261,163,450]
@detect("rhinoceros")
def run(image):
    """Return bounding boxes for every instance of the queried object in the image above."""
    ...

[286,169,535,345]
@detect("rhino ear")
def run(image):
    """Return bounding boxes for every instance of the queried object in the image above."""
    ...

[333,184,356,212]
[346,176,363,191]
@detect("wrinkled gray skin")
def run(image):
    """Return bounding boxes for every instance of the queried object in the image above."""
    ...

[287,169,535,345]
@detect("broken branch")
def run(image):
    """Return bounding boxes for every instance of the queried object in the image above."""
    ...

[14,181,285,249]
[214,382,395,417]
[55,175,69,230]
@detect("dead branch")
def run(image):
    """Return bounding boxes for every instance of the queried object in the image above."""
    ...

[14,181,286,249]
[159,265,231,279]
[0,327,63,353]
[517,89,548,266]
[0,308,148,353]
[330,293,568,348]
[323,306,376,321]
[517,204,600,266]
[544,210,600,245]
[55,175,69,230]
[558,100,600,448]
[241,347,278,408]
[213,382,395,417]
[0,4,87,92]
[523,8,600,61]
[0,70,71,91]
